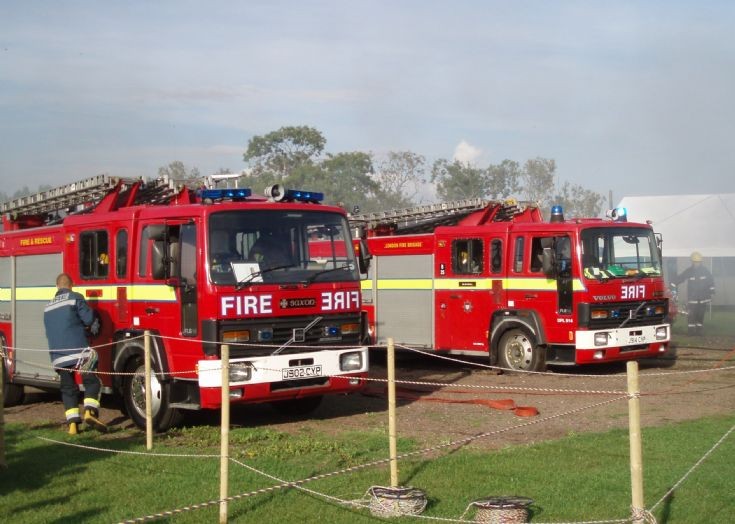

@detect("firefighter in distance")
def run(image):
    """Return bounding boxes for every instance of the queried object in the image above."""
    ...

[671,251,715,336]
[43,273,107,434]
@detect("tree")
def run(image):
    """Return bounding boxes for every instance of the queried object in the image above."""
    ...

[375,151,426,208]
[158,161,201,184]
[486,159,522,200]
[430,159,487,201]
[288,152,379,213]
[244,126,326,181]
[520,157,556,208]
[553,181,605,218]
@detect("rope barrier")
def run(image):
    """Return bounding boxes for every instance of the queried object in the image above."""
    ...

[112,394,629,523]
[3,336,732,381]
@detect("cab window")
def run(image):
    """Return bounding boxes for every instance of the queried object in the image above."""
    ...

[80,230,109,279]
[452,238,482,274]
[490,239,502,274]
[513,237,524,273]
[116,229,128,278]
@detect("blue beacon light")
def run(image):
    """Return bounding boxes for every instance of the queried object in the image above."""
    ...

[550,205,564,223]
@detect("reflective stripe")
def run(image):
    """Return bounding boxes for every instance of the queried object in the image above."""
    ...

[377,279,433,290]
[52,352,87,368]
[65,407,80,422]
[2,284,176,302]
[361,277,586,292]
[44,298,77,312]
[84,398,100,409]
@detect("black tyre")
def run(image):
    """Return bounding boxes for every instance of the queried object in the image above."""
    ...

[123,357,182,432]
[2,366,25,407]
[2,337,25,407]
[498,328,546,372]
[270,395,323,416]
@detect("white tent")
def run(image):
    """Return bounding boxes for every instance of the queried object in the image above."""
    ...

[618,194,735,258]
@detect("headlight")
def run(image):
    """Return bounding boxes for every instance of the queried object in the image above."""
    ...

[655,326,668,340]
[340,351,363,371]
[594,332,609,346]
[229,362,252,382]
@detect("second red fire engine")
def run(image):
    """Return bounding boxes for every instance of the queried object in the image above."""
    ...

[352,198,671,371]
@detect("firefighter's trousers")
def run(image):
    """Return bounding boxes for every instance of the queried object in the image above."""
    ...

[687,301,707,335]
[57,367,102,423]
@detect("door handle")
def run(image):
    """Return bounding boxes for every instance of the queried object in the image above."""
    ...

[524,293,538,299]
[145,307,159,315]
[449,294,461,299]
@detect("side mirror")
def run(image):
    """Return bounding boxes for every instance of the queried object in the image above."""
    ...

[356,239,372,274]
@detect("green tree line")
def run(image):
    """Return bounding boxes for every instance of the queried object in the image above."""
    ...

[2,125,605,218]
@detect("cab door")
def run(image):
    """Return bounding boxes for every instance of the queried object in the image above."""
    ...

[131,220,190,335]
[434,235,491,353]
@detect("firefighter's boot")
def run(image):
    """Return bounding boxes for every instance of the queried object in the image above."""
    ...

[84,408,108,433]
[68,421,79,435]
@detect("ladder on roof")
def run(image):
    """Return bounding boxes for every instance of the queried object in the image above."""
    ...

[349,197,541,234]
[350,198,488,228]
[0,174,177,219]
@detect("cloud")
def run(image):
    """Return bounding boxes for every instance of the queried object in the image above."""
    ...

[452,140,482,165]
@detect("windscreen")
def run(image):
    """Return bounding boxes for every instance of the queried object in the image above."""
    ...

[580,227,662,279]
[208,210,359,286]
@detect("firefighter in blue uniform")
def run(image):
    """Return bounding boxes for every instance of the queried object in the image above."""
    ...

[671,252,715,336]
[44,273,107,434]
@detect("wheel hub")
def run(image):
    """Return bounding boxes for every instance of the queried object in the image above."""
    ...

[130,366,163,417]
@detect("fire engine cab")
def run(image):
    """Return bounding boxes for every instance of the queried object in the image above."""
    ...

[352,198,671,371]
[0,175,368,430]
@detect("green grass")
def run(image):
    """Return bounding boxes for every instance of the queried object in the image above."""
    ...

[1,415,733,523]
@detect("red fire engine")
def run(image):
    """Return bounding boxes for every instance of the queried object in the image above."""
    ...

[352,198,671,371]
[0,175,368,430]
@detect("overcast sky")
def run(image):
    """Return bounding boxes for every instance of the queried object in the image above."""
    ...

[2,1,735,206]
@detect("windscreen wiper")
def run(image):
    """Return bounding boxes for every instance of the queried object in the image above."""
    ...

[302,265,353,286]
[235,264,295,290]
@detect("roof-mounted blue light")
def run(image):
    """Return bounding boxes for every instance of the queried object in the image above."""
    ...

[199,188,252,201]
[264,184,324,203]
[606,207,627,222]
[550,205,564,223]
[285,189,324,203]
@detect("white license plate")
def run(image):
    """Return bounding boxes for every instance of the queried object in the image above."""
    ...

[282,365,323,380]
[627,335,647,344]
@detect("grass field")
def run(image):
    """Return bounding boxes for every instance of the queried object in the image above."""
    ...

[1,413,733,523]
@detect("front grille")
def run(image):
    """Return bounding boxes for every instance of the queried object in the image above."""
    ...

[221,313,361,358]
[578,300,668,329]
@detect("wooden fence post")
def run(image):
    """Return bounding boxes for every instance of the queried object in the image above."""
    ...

[144,330,153,450]
[387,337,398,487]
[627,360,645,524]
[220,344,230,524]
